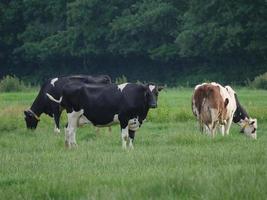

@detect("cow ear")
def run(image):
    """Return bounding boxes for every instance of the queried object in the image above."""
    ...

[158,86,164,92]
[250,121,255,125]
[224,98,229,108]
[24,110,28,116]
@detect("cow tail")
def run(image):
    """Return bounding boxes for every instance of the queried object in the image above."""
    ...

[46,93,62,104]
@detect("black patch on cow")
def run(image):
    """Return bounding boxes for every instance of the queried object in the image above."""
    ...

[129,130,135,140]
[24,75,111,130]
[233,93,249,123]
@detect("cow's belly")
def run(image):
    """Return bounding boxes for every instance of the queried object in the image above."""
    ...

[78,114,141,131]
[78,114,119,127]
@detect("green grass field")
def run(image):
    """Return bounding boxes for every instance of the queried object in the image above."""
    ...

[0,88,266,200]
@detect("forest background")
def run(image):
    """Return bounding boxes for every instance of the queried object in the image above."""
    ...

[0,0,266,86]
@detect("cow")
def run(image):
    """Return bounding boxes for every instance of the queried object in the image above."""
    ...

[24,75,111,133]
[227,86,257,139]
[46,82,163,149]
[192,82,257,139]
[192,83,230,137]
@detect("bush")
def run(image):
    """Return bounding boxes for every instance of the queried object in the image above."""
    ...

[250,72,267,90]
[0,75,26,92]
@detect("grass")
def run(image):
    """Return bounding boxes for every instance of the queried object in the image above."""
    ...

[0,88,266,199]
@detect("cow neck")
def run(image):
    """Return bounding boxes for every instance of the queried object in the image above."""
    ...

[142,105,150,119]
[233,94,249,123]
[30,95,44,117]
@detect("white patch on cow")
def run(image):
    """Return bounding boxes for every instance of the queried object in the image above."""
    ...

[128,118,140,131]
[121,126,129,149]
[149,85,155,92]
[113,114,119,123]
[207,108,219,137]
[54,126,60,134]
[219,125,225,136]
[118,83,128,92]
[240,118,257,139]
[65,109,84,147]
[50,78,58,86]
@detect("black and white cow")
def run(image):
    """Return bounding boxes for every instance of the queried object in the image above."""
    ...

[46,82,163,148]
[231,91,257,138]
[24,75,111,133]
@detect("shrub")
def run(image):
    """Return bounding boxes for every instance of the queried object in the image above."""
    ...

[0,75,26,92]
[250,72,267,90]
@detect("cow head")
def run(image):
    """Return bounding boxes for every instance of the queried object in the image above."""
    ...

[145,84,163,108]
[240,118,257,139]
[24,110,40,129]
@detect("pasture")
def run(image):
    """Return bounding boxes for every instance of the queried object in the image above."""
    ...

[0,88,266,200]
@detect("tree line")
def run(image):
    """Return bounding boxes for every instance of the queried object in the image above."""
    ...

[0,0,266,85]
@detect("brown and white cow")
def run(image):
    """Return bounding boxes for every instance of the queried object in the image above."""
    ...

[192,83,230,137]
[192,82,257,139]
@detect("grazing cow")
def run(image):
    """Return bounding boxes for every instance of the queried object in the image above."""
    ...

[192,82,257,139]
[226,86,257,139]
[24,75,111,133]
[46,82,163,148]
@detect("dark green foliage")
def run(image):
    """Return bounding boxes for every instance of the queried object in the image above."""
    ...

[0,0,266,85]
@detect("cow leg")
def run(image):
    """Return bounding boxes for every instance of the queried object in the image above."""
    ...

[52,106,61,134]
[54,114,60,134]
[68,126,77,147]
[64,127,70,148]
[225,117,233,135]
[211,121,219,137]
[128,130,135,149]
[120,119,129,149]
[95,127,100,134]
[220,125,225,136]
[210,125,215,138]
[199,121,204,134]
[65,110,83,148]
[207,122,216,138]
[121,126,129,149]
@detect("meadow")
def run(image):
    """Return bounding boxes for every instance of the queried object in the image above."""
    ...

[0,88,266,200]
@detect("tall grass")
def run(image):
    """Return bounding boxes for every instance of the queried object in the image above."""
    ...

[0,88,266,199]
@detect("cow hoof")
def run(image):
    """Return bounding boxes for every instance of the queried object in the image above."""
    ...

[70,142,78,148]
[54,127,61,134]
[128,145,134,150]
[73,143,78,148]
[65,141,70,148]
[122,144,127,150]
